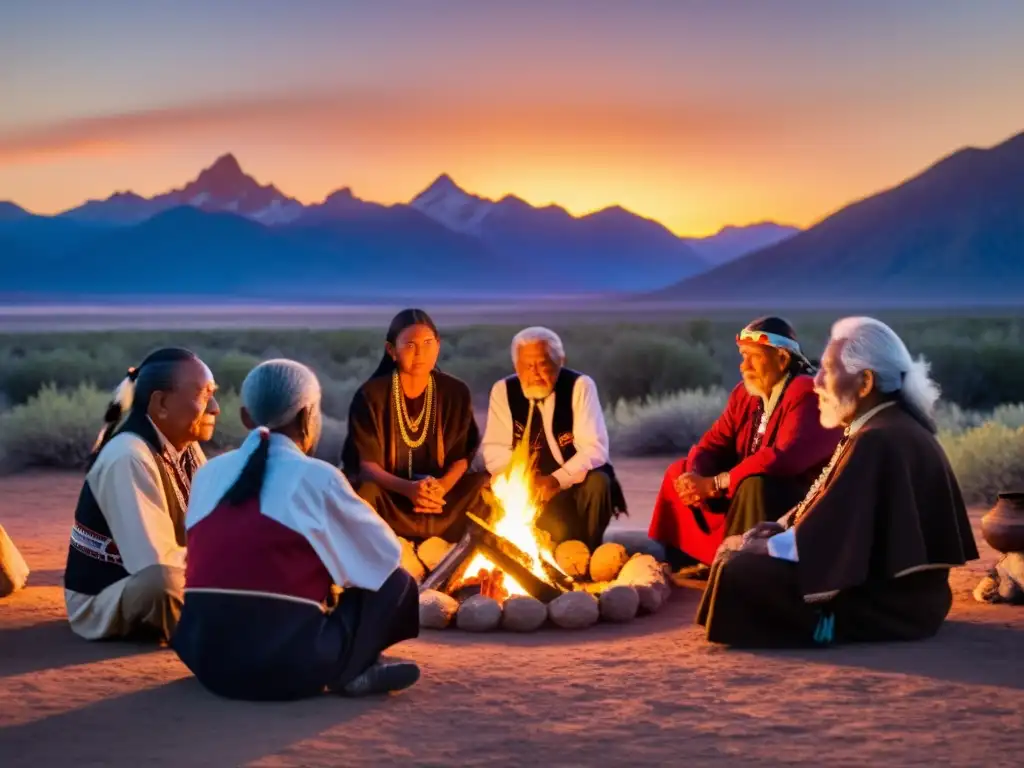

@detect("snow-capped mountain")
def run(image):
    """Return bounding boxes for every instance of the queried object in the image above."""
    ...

[61,153,304,226]
[409,174,495,234]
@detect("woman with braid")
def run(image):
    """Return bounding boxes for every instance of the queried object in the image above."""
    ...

[63,348,220,642]
[175,360,418,700]
[342,309,488,543]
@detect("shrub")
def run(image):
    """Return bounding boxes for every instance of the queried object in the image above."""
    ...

[0,383,109,472]
[606,388,729,457]
[940,423,1024,506]
[0,349,124,405]
[579,334,723,405]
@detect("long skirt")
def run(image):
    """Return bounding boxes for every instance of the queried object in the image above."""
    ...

[171,568,420,701]
[357,471,490,543]
[695,551,953,647]
[648,459,805,565]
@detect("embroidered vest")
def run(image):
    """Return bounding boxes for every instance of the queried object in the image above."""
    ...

[64,411,197,596]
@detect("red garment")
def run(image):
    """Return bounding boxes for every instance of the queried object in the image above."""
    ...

[648,376,842,564]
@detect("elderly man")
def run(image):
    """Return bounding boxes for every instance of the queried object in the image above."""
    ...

[173,360,419,700]
[696,317,979,647]
[649,316,842,572]
[64,348,219,642]
[481,326,625,550]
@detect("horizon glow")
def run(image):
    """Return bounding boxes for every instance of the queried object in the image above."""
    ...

[2,1,1024,237]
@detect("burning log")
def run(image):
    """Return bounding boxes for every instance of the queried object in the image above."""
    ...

[420,513,572,604]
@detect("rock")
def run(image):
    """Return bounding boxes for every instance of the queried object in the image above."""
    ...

[554,540,590,579]
[602,530,667,561]
[0,524,30,598]
[590,542,629,582]
[417,536,454,571]
[577,580,613,595]
[615,553,670,613]
[548,591,599,629]
[419,589,458,629]
[456,594,502,631]
[399,537,426,583]
[599,585,639,622]
[501,595,548,632]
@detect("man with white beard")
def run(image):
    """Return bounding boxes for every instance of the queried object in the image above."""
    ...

[696,317,979,647]
[481,327,625,550]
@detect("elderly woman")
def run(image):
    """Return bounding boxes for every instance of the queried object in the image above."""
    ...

[172,359,420,701]
[342,308,488,543]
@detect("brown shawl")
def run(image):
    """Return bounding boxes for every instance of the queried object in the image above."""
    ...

[793,405,978,602]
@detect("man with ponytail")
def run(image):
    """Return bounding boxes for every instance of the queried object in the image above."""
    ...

[174,359,419,701]
[697,318,979,647]
[64,348,219,642]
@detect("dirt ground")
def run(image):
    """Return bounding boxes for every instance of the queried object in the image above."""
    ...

[2,460,1023,767]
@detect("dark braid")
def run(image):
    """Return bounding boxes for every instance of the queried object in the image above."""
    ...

[88,347,199,467]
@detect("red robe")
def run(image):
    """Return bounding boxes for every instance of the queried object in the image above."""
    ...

[648,375,842,564]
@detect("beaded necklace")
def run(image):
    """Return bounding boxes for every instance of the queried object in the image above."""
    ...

[391,371,435,478]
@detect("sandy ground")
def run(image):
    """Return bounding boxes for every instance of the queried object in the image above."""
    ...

[2,460,1023,767]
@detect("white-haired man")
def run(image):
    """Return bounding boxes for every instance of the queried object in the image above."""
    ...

[173,359,420,700]
[696,317,978,647]
[481,327,625,550]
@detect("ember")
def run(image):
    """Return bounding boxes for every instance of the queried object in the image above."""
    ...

[412,431,673,632]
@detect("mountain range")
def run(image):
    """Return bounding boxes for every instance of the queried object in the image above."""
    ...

[0,156,797,299]
[654,130,1024,305]
[2,127,1023,304]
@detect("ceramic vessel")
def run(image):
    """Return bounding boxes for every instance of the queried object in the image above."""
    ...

[981,492,1024,553]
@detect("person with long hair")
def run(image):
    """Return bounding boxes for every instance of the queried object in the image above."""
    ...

[697,317,978,647]
[648,317,842,577]
[174,359,419,700]
[64,347,220,642]
[342,309,488,542]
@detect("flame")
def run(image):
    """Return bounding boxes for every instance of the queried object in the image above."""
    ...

[458,433,560,599]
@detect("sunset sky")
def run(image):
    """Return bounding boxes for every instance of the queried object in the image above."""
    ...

[2,1,1024,236]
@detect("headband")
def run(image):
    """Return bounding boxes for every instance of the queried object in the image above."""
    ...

[736,328,803,356]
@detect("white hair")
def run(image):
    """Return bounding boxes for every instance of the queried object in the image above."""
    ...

[829,316,941,417]
[240,359,322,430]
[510,326,566,365]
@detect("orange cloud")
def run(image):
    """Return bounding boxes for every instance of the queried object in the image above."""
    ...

[0,87,825,168]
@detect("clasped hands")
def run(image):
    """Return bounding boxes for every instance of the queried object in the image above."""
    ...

[673,472,718,506]
[406,476,447,514]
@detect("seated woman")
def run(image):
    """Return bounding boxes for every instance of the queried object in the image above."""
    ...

[342,308,489,543]
[172,359,420,701]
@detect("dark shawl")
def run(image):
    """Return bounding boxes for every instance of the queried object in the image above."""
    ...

[793,404,979,602]
[342,371,480,479]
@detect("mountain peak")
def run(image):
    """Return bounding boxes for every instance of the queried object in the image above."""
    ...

[210,152,243,175]
[0,200,30,222]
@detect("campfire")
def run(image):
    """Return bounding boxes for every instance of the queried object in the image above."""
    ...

[409,440,672,632]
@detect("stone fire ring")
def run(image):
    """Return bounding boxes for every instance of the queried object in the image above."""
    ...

[411,534,673,633]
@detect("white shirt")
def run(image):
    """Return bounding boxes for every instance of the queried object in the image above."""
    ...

[767,401,896,562]
[187,431,401,591]
[65,426,205,639]
[481,373,610,489]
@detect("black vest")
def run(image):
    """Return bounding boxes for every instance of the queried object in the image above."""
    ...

[506,368,582,475]
[64,412,196,596]
[504,368,627,516]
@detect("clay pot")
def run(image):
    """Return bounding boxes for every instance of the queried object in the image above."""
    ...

[981,492,1024,553]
